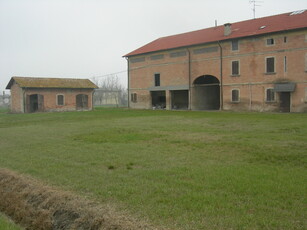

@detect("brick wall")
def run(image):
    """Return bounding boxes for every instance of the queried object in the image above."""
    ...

[9,82,94,113]
[10,83,24,113]
[128,29,307,112]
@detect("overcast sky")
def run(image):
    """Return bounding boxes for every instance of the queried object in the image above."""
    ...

[0,0,306,92]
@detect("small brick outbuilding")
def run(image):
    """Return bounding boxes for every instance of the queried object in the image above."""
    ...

[6,76,98,113]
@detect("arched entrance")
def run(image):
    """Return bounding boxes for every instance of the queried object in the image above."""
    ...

[192,75,220,110]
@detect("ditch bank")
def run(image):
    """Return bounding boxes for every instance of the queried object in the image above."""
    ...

[0,168,162,230]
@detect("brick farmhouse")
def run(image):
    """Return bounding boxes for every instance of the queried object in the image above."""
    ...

[124,10,307,112]
[6,77,98,113]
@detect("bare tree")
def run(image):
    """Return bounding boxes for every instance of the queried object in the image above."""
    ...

[93,75,127,107]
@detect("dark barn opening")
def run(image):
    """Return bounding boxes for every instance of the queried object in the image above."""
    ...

[27,94,44,113]
[76,94,89,110]
[151,91,166,109]
[192,75,220,110]
[171,90,189,110]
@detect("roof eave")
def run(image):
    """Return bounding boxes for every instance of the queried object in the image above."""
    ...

[124,26,307,58]
[5,77,15,89]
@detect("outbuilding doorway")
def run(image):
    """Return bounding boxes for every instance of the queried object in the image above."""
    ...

[76,94,88,110]
[192,75,220,110]
[27,94,44,113]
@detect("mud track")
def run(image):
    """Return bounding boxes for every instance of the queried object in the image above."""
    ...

[0,168,164,230]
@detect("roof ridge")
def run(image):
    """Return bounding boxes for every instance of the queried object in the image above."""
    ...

[6,77,98,89]
[12,76,88,80]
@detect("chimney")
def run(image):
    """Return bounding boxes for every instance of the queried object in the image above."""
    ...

[224,23,232,36]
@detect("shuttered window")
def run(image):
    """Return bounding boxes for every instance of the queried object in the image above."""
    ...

[231,89,239,102]
[232,40,239,51]
[266,88,275,102]
[266,57,275,73]
[194,46,218,54]
[131,93,137,103]
[57,95,64,106]
[170,51,186,58]
[232,61,240,75]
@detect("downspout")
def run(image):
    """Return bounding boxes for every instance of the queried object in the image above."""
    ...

[217,41,223,110]
[125,57,130,108]
[92,90,95,111]
[23,88,26,113]
[186,48,192,110]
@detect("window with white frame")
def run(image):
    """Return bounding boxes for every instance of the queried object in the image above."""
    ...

[231,60,240,76]
[231,89,240,102]
[231,40,239,51]
[57,94,64,106]
[266,88,275,102]
[266,57,275,73]
[266,38,275,46]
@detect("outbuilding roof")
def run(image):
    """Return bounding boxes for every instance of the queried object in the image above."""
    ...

[6,77,98,89]
[124,10,307,57]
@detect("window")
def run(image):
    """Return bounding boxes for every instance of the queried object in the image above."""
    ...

[266,38,275,46]
[57,94,64,106]
[305,53,307,71]
[154,73,160,86]
[266,57,275,73]
[194,46,218,54]
[284,56,287,72]
[231,40,239,51]
[231,89,240,102]
[150,54,164,60]
[231,60,240,76]
[305,88,307,102]
[131,93,137,103]
[170,51,186,58]
[284,36,287,43]
[266,88,275,102]
[130,57,145,63]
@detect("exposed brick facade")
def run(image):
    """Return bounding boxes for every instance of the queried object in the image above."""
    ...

[127,29,307,112]
[7,78,97,113]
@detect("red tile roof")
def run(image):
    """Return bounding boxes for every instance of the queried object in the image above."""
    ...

[124,10,307,57]
[6,77,98,89]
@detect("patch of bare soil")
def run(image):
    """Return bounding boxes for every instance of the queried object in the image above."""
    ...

[0,168,165,230]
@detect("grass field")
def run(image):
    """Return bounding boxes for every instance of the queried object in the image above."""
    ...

[0,108,306,229]
[0,214,22,230]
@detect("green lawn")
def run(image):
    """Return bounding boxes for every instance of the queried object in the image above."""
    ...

[0,214,22,230]
[0,108,306,229]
